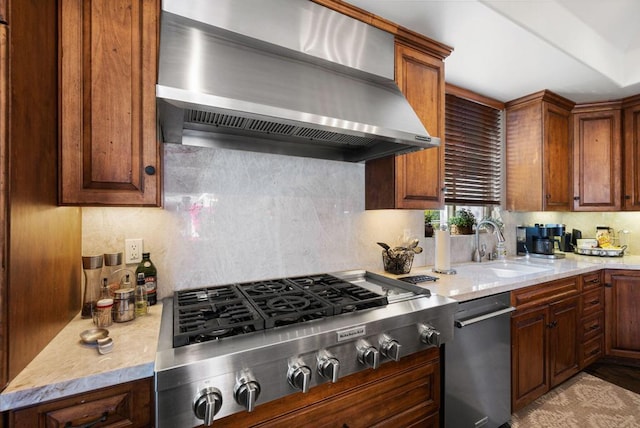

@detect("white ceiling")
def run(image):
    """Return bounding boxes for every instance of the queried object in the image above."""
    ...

[347,0,640,103]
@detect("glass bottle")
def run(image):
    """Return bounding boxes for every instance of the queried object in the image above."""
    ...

[82,255,104,319]
[104,252,123,295]
[136,253,157,306]
[95,279,113,328]
[135,272,148,316]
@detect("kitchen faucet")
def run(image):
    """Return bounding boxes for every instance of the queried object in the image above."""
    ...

[473,219,505,262]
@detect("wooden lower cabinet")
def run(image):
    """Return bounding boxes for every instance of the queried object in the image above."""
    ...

[511,276,580,412]
[604,270,640,359]
[7,378,154,428]
[579,272,604,368]
[214,348,441,428]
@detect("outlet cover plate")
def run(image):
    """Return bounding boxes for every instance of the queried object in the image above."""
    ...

[125,238,143,264]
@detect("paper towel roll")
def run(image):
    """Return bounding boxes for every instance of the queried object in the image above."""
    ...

[435,229,451,271]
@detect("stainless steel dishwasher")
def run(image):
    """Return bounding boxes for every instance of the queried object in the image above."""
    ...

[444,292,515,428]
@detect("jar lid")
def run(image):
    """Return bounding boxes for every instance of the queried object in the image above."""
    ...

[114,287,135,297]
[97,298,113,308]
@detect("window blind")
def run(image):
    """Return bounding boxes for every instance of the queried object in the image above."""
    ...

[444,93,502,205]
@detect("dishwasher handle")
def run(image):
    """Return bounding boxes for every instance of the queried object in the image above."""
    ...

[454,306,516,328]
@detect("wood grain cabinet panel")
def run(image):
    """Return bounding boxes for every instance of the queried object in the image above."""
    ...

[365,42,447,210]
[505,90,574,211]
[0,0,6,23]
[511,305,549,411]
[572,103,622,211]
[604,270,640,359]
[622,95,640,210]
[511,276,581,411]
[59,0,160,206]
[8,378,154,428]
[548,296,579,387]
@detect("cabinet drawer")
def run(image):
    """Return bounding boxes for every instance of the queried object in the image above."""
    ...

[580,335,603,368]
[580,311,604,341]
[9,378,153,428]
[582,272,602,291]
[511,276,580,310]
[581,288,604,317]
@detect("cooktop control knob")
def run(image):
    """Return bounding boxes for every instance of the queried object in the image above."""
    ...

[234,375,261,412]
[193,387,222,427]
[420,324,442,347]
[357,341,380,369]
[288,363,312,393]
[317,355,340,383]
[380,336,402,361]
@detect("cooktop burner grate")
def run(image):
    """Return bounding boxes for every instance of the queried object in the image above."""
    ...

[173,274,390,347]
[245,289,334,328]
[290,274,389,314]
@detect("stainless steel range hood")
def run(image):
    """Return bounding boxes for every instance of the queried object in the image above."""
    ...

[157,0,439,162]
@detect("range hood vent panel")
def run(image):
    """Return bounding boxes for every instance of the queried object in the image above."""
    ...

[157,0,440,162]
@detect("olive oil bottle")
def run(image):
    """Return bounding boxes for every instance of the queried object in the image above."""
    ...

[135,252,157,305]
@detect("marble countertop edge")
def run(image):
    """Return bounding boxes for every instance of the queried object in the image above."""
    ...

[0,362,154,412]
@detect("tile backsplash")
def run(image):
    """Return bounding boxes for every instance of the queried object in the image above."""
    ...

[82,144,637,299]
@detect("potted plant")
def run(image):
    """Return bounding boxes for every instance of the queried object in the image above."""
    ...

[424,211,436,237]
[448,208,476,235]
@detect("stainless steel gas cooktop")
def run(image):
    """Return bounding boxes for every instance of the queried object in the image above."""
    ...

[155,270,457,427]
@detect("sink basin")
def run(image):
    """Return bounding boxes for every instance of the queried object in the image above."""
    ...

[487,263,551,278]
[458,261,552,278]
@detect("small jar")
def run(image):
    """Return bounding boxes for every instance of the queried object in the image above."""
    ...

[113,288,135,322]
[95,298,113,328]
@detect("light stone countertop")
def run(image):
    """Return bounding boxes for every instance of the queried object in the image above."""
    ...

[3,253,640,412]
[0,302,163,412]
[381,253,640,302]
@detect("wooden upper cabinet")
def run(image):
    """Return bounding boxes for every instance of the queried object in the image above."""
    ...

[0,0,6,23]
[622,95,640,210]
[59,0,160,206]
[572,102,622,211]
[505,90,574,211]
[365,42,446,209]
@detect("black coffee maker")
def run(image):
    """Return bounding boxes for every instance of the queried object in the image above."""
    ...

[517,224,566,258]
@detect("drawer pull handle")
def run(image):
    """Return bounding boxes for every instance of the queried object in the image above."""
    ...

[547,321,558,328]
[589,349,600,356]
[64,412,108,428]
[589,324,600,330]
[587,278,599,284]
[589,299,600,305]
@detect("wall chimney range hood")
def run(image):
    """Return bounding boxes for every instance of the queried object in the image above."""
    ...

[156,0,439,162]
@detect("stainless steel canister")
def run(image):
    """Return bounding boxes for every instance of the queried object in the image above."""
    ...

[113,287,135,322]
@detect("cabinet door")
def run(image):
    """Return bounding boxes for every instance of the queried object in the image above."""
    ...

[605,272,640,358]
[623,97,640,210]
[511,306,548,411]
[366,43,444,210]
[548,296,579,387]
[394,43,444,209]
[543,101,572,210]
[59,0,160,206]
[573,107,622,211]
[505,91,573,211]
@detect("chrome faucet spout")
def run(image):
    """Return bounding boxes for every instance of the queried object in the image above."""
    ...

[473,219,503,262]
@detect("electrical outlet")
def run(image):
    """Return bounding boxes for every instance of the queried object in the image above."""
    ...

[125,238,143,264]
